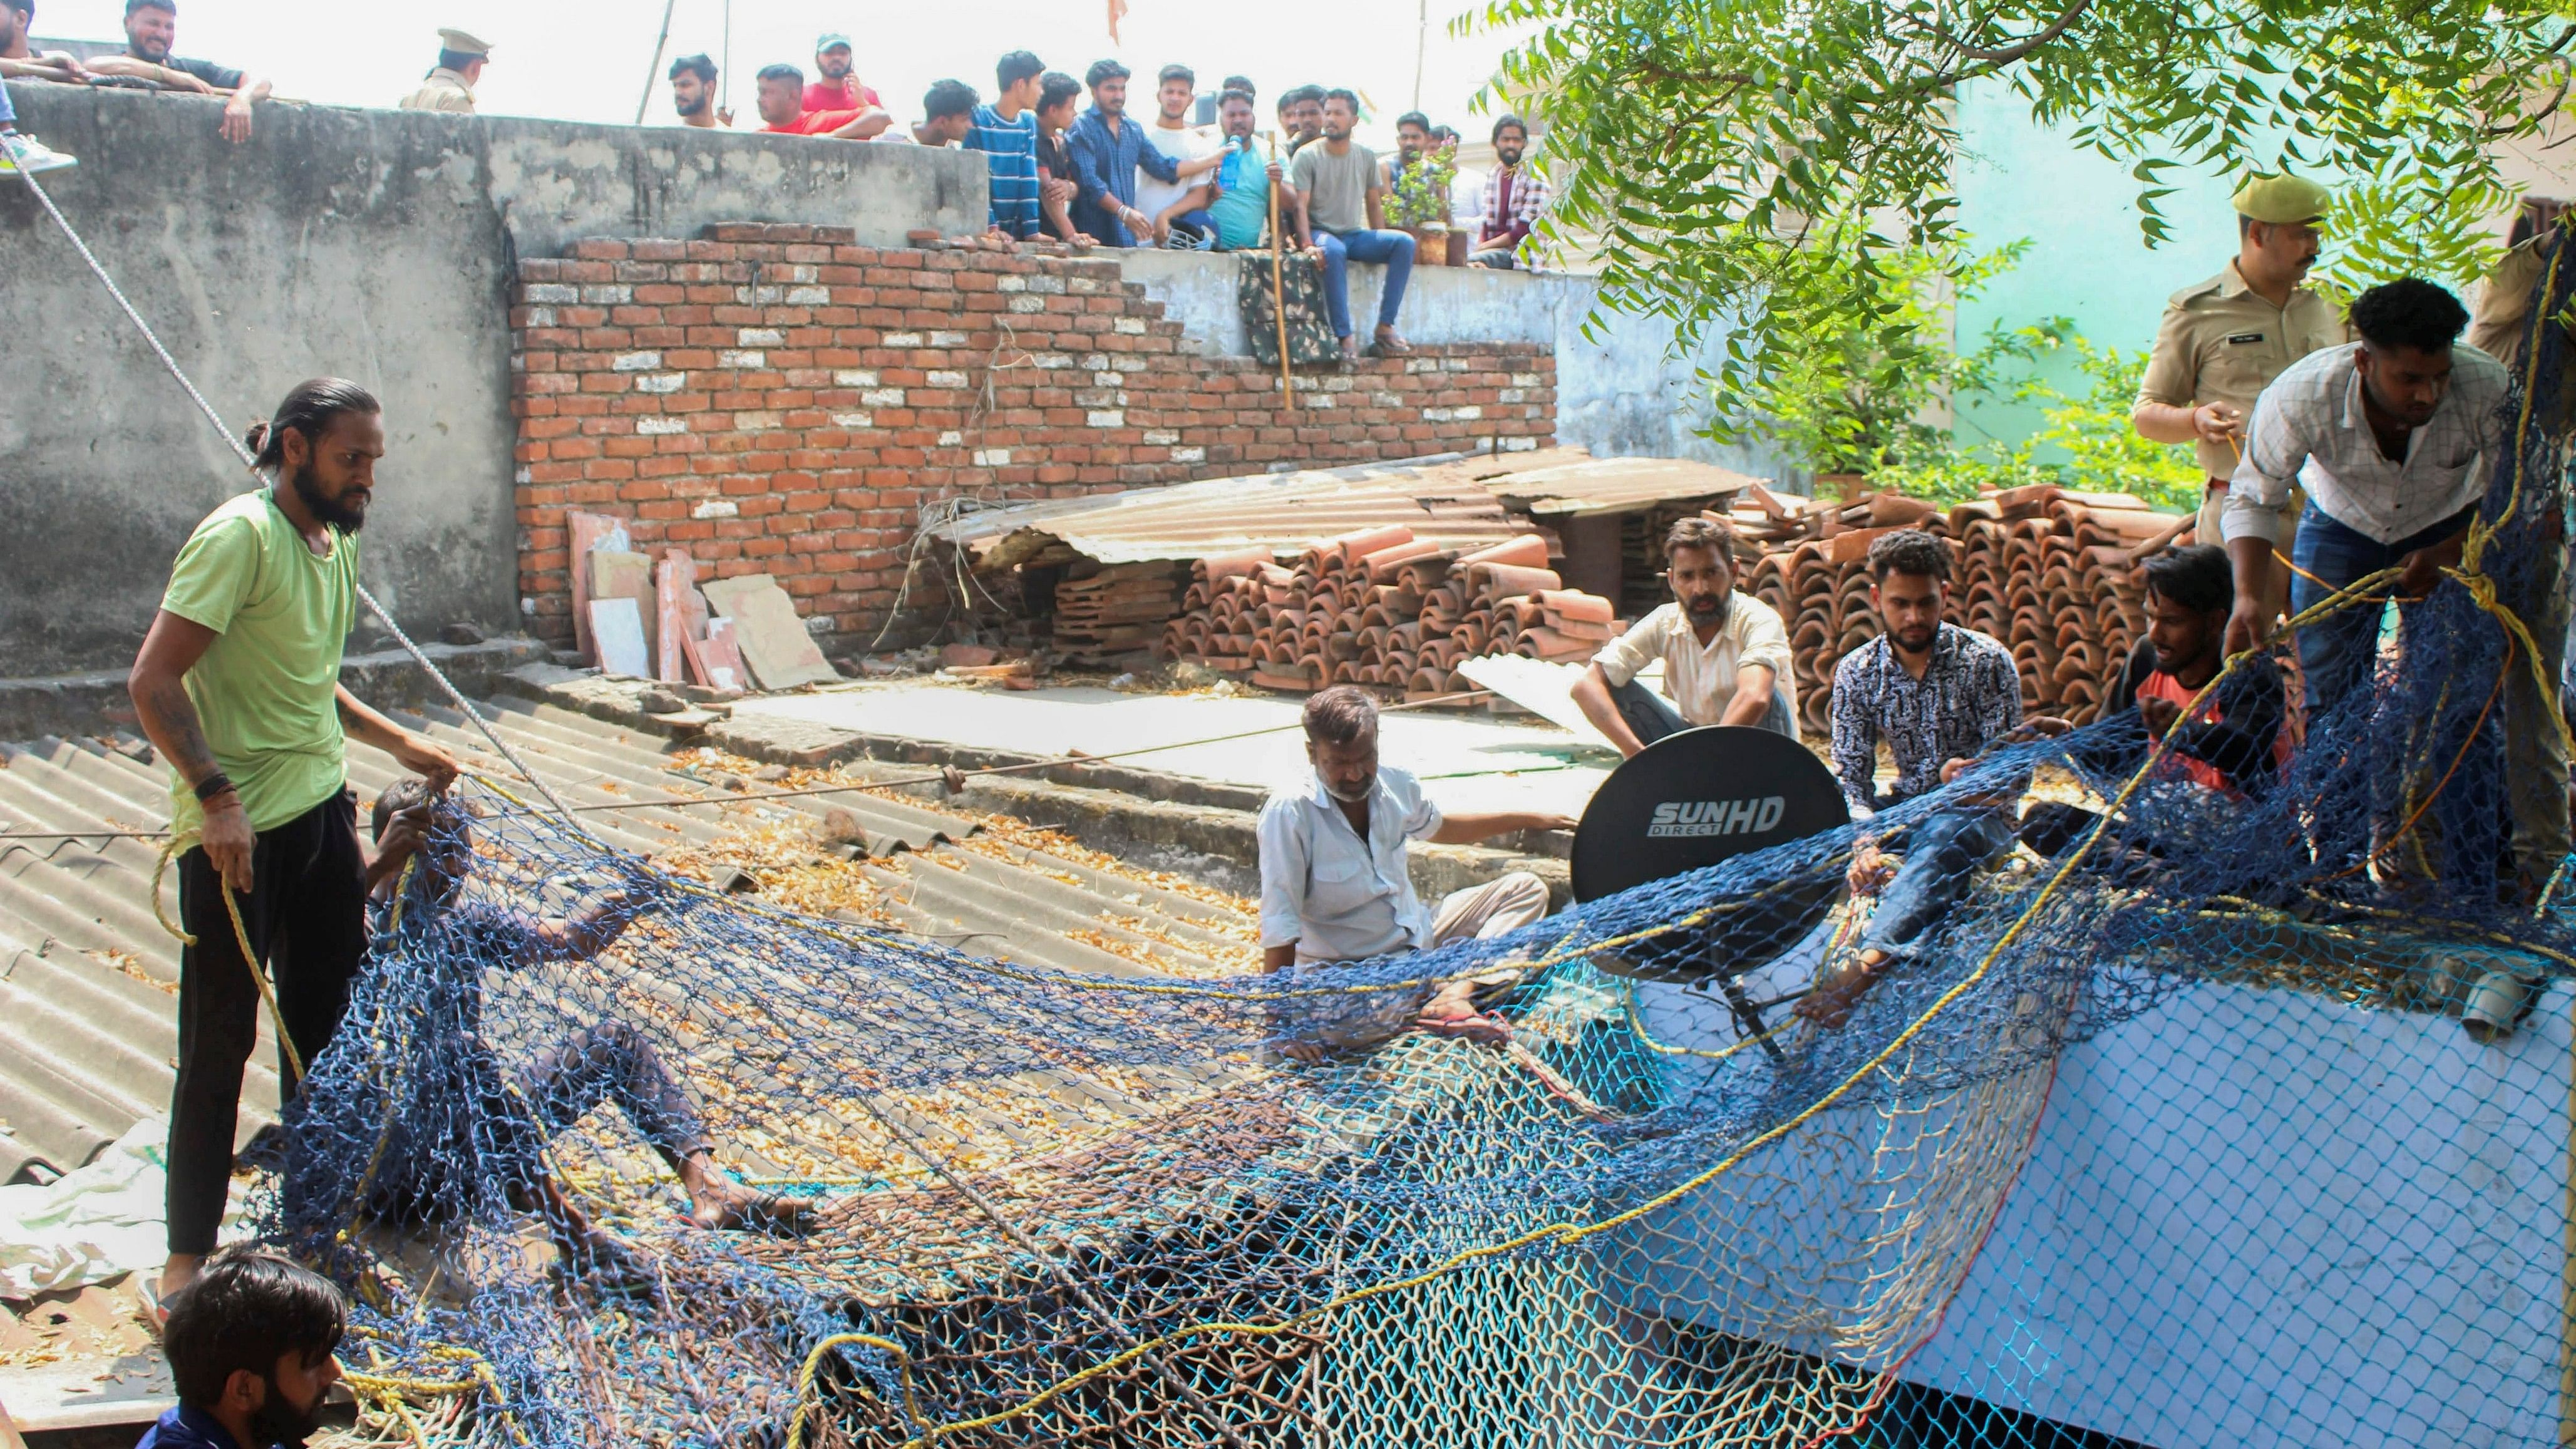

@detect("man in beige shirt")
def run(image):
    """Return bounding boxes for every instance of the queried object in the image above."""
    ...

[2134,173,2346,623]
[1572,516,1796,755]
[399,29,489,113]
[2467,201,2572,900]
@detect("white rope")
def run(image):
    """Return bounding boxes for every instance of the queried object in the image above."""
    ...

[10,162,580,820]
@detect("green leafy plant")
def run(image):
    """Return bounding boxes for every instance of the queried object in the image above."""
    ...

[1465,0,2565,454]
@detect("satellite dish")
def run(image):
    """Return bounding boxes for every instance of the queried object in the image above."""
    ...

[1570,724,1850,987]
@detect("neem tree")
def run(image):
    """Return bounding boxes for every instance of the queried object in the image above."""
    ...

[1471,0,2573,465]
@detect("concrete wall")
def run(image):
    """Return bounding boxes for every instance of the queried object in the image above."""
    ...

[0,83,976,677]
[1113,252,1796,482]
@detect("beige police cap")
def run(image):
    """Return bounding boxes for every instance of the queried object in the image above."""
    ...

[437,28,495,56]
[2232,172,2329,225]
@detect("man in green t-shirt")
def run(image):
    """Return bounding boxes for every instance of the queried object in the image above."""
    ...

[125,378,458,1309]
[1289,89,1416,362]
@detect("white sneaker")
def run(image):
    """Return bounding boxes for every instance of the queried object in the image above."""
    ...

[0,133,78,175]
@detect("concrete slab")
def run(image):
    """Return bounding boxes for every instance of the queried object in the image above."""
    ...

[730,683,1622,817]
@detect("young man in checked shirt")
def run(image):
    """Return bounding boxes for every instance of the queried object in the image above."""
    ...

[1801,531,2068,1028]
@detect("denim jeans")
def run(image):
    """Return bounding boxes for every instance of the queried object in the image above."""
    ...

[1859,808,2014,957]
[1316,228,1415,337]
[1610,677,1795,743]
[0,79,16,127]
[2289,499,2500,894]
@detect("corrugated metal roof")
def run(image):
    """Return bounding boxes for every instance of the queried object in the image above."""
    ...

[932,449,1763,569]
[1481,455,1771,516]
[933,453,1545,568]
[0,696,1261,1428]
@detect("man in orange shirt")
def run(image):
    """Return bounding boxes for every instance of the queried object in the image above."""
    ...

[754,63,888,137]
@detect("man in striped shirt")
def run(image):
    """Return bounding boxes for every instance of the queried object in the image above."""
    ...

[967,51,1046,240]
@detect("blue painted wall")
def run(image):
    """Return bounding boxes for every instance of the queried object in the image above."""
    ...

[1950,81,2247,453]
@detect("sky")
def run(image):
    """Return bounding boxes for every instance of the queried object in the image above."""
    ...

[34,0,1538,144]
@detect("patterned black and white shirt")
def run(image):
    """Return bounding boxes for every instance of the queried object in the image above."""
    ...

[1829,623,2024,817]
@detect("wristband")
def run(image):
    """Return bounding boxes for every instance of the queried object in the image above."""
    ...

[193,771,236,803]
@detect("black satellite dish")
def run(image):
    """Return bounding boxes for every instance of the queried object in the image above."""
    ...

[1572,726,1850,1056]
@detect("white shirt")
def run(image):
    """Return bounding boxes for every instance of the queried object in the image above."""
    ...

[1133,121,1218,234]
[1590,594,1798,730]
[2222,343,2510,547]
[1257,766,1442,962]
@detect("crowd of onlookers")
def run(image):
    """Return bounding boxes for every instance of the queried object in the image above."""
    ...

[679,39,1557,359]
[0,5,1553,362]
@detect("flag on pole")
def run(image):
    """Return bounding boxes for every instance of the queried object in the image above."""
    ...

[1108,0,1128,41]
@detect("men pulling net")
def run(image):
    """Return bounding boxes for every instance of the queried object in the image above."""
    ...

[172,266,2576,1449]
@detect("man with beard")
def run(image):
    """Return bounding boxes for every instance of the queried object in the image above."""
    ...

[1207,88,1292,251]
[2222,277,2510,895]
[1258,688,1574,1058]
[1066,59,1182,247]
[86,0,267,143]
[1572,517,1798,753]
[803,31,881,112]
[2017,544,2290,865]
[668,52,730,128]
[1470,113,1548,268]
[138,1248,344,1449]
[128,378,460,1309]
[1288,90,1416,359]
[1803,530,2057,1029]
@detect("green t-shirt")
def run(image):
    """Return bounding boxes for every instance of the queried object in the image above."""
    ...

[1291,141,1378,235]
[158,489,358,834]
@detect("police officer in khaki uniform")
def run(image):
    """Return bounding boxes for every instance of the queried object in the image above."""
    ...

[2132,173,2344,624]
[399,29,490,113]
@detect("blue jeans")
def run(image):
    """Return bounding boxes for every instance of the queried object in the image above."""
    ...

[1316,229,1414,338]
[1610,677,1796,743]
[2290,500,2500,892]
[1859,808,2014,957]
[1,78,16,127]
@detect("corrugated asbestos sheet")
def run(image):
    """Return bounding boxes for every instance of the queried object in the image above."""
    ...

[0,696,1254,1188]
[1480,454,1769,517]
[936,448,1770,570]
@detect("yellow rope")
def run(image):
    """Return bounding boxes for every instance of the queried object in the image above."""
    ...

[152,831,303,1081]
[785,1333,931,1449]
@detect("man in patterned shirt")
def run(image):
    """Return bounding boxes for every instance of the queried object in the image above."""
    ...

[1803,530,2062,1028]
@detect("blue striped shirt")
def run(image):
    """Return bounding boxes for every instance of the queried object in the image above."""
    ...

[966,104,1041,239]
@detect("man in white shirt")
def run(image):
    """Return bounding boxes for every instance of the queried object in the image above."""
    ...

[1132,63,1223,247]
[1572,517,1797,754]
[2222,277,2508,703]
[1258,688,1574,1056]
[2222,276,2509,894]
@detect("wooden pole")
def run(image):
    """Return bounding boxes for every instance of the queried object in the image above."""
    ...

[634,0,677,125]
[1268,134,1295,413]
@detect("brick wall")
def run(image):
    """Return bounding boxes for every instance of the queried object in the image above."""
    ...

[510,222,1557,651]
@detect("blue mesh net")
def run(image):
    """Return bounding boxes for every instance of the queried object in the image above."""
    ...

[240,247,2576,1449]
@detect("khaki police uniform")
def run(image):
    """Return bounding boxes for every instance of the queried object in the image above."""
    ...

[399,29,489,113]
[2135,173,2344,619]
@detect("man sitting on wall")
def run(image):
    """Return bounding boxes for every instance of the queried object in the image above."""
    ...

[1288,89,1418,361]
[1803,530,2065,1029]
[1259,688,1574,1058]
[753,62,889,138]
[1572,516,1799,754]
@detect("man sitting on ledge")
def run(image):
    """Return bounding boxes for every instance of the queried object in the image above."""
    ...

[1572,515,1798,753]
[1259,686,1574,1058]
